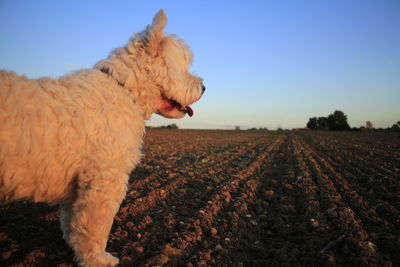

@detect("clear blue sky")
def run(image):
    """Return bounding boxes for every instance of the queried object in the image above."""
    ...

[1,0,399,129]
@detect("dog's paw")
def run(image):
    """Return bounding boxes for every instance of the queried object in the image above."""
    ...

[78,252,119,267]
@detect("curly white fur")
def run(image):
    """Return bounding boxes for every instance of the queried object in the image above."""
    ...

[0,10,203,267]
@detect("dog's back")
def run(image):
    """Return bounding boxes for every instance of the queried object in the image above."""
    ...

[0,71,79,202]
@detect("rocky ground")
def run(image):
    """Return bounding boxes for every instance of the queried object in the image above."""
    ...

[1,129,399,266]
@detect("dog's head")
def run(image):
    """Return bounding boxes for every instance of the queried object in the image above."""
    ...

[146,10,205,118]
[96,10,205,119]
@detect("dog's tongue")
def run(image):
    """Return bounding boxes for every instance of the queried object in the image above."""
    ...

[185,106,194,117]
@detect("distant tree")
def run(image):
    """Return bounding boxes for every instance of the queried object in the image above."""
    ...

[391,122,400,132]
[235,126,240,130]
[162,123,178,129]
[307,117,318,130]
[307,110,350,131]
[317,117,330,130]
[327,110,350,130]
[366,121,373,130]
[306,116,329,130]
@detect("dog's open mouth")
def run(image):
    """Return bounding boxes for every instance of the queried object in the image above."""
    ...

[162,96,194,117]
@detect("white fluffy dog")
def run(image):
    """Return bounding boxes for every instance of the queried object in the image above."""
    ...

[0,10,204,267]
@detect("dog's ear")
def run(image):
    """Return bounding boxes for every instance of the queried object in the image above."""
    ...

[145,9,167,56]
[149,9,167,36]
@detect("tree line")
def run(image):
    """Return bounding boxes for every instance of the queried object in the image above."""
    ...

[306,110,400,131]
[307,110,350,130]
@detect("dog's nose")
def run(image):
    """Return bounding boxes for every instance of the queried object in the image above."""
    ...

[202,85,206,93]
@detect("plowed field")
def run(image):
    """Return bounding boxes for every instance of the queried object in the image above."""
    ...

[1,129,399,266]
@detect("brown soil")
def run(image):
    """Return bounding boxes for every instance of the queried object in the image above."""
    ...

[1,129,399,266]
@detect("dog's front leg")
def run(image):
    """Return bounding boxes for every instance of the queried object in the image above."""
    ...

[68,170,127,267]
